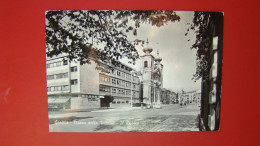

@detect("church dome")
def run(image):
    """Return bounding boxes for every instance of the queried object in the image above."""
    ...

[143,47,153,55]
[155,50,162,62]
[155,57,162,62]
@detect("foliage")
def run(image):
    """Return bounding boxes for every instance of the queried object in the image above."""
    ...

[103,95,114,103]
[186,12,223,81]
[101,95,114,108]
[46,10,180,65]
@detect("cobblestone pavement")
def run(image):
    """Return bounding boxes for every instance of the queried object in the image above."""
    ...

[49,104,200,132]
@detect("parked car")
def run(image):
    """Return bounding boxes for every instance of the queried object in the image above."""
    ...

[153,104,162,109]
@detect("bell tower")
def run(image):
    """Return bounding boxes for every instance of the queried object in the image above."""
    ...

[140,40,155,104]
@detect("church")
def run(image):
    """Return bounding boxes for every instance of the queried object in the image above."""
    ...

[139,45,163,105]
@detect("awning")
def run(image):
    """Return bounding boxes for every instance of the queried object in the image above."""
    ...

[48,98,70,104]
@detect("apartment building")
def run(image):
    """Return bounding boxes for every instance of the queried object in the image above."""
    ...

[46,54,140,110]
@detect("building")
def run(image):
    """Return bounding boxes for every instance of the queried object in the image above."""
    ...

[161,89,177,104]
[179,90,201,105]
[161,88,170,104]
[139,46,163,105]
[193,91,201,106]
[169,91,178,104]
[46,54,140,110]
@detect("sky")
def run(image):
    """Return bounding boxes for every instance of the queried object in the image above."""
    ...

[120,11,201,92]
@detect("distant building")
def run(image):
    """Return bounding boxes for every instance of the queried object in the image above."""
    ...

[193,91,201,106]
[46,54,140,110]
[161,88,169,104]
[161,89,177,104]
[179,90,201,105]
[170,91,178,104]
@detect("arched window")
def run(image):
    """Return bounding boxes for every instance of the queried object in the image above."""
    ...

[144,61,148,67]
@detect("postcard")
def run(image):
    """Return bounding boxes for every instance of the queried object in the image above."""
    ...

[45,10,223,132]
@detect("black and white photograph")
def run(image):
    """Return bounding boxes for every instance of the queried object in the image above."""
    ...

[45,10,223,132]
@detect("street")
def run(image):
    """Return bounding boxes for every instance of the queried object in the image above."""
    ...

[49,104,200,132]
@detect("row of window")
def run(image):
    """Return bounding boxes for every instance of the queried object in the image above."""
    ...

[112,100,129,104]
[47,85,69,92]
[100,86,110,92]
[112,79,136,88]
[100,75,137,89]
[47,72,68,80]
[99,75,110,82]
[110,60,132,71]
[111,69,136,81]
[100,86,136,95]
[72,94,99,101]
[79,94,99,98]
[46,60,68,68]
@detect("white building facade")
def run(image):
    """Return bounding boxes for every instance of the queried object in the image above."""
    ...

[46,54,140,110]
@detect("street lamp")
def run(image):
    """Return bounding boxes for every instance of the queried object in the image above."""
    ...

[130,70,135,110]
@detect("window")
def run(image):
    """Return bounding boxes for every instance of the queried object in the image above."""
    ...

[47,61,63,69]
[81,95,86,97]
[63,59,68,65]
[103,77,110,82]
[99,76,103,82]
[61,85,69,91]
[112,88,116,93]
[144,61,148,67]
[100,86,110,92]
[117,80,121,85]
[105,87,110,92]
[71,79,78,85]
[56,73,68,79]
[63,73,68,78]
[47,75,55,80]
[117,71,121,76]
[56,61,61,67]
[54,86,61,91]
[71,66,77,72]
[112,79,116,84]
[112,69,116,75]
[47,87,51,92]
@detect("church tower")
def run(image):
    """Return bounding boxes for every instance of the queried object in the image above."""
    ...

[140,40,163,105]
[140,46,154,104]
